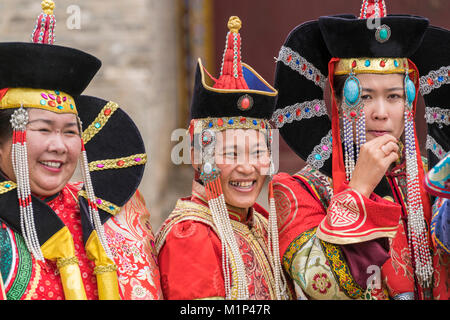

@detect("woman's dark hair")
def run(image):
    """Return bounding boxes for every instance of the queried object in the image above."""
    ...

[0,109,15,145]
[333,75,347,102]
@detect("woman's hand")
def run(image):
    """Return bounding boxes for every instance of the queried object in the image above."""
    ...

[348,134,399,198]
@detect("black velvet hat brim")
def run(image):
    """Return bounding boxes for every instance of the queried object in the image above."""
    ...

[410,26,450,169]
[0,42,101,96]
[274,20,333,176]
[319,15,429,58]
[75,95,146,239]
[190,59,277,121]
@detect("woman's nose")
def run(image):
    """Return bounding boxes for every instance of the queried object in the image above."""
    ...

[370,99,389,120]
[47,133,67,154]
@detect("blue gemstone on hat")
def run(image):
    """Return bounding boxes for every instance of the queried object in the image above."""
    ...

[379,28,389,40]
[438,76,444,82]
[94,122,101,128]
[40,99,46,105]
[4,184,10,188]
[208,122,213,128]
[305,107,310,112]
[394,60,399,67]
[252,120,257,125]
[296,60,300,65]
[55,90,60,95]
[365,60,371,67]
[109,206,115,210]
[344,77,360,106]
[286,112,291,118]
[57,106,63,110]
[308,69,313,75]
[315,154,322,160]
[405,76,416,105]
[228,119,234,125]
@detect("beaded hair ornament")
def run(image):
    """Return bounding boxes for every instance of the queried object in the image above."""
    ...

[337,0,433,288]
[192,16,287,300]
[8,1,112,262]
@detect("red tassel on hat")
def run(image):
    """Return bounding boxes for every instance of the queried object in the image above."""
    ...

[31,0,56,44]
[359,0,387,19]
[213,16,249,90]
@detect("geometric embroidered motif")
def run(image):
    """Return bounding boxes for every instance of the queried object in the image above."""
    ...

[328,193,360,227]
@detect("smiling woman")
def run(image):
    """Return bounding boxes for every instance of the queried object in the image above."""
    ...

[156,16,290,301]
[0,1,162,300]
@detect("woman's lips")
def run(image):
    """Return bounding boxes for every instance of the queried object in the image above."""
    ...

[229,180,256,193]
[368,130,389,137]
[39,160,63,172]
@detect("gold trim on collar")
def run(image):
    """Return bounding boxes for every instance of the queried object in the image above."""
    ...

[334,58,413,76]
[0,88,77,114]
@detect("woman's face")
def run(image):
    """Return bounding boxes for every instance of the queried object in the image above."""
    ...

[0,108,81,196]
[358,73,406,142]
[214,129,270,212]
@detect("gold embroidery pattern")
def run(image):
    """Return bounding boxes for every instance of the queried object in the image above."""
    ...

[155,199,279,300]
[81,101,119,144]
[56,256,79,269]
[93,263,118,275]
[0,181,16,194]
[197,117,270,131]
[78,190,120,216]
[320,240,363,299]
[283,228,316,276]
[88,153,147,172]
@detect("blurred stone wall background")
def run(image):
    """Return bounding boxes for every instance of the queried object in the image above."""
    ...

[0,0,448,232]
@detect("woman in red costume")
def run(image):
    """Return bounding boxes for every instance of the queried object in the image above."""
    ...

[156,16,290,300]
[272,0,449,299]
[0,1,162,300]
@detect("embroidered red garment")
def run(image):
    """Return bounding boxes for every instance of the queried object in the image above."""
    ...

[157,191,280,300]
[1,182,162,300]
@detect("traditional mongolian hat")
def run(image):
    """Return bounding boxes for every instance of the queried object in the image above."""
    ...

[188,16,287,300]
[0,1,147,299]
[273,0,449,289]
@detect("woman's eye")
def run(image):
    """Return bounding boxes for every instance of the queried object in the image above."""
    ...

[388,94,403,100]
[361,95,372,100]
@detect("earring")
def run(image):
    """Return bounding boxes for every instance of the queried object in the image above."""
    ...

[341,72,366,180]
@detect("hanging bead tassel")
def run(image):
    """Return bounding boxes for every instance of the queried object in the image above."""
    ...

[79,139,113,260]
[10,107,44,261]
[205,177,249,300]
[404,110,434,288]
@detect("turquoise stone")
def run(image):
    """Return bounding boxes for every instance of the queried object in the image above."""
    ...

[365,60,371,67]
[315,154,322,160]
[405,77,416,105]
[344,77,360,105]
[94,122,101,128]
[379,28,388,40]
[40,99,46,105]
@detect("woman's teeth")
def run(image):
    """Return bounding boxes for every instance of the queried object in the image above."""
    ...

[41,161,61,168]
[229,181,254,188]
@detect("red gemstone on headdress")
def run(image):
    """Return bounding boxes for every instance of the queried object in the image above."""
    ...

[240,117,246,123]
[380,61,386,67]
[241,97,250,110]
[104,108,112,116]
[278,115,284,123]
[117,160,125,167]
[427,78,434,86]
[350,111,357,117]
[316,75,320,82]
[261,121,265,129]
[287,55,292,62]
[296,109,301,116]
[302,64,307,71]
[217,118,224,126]
[56,96,62,104]
[48,101,56,107]
[352,60,357,68]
